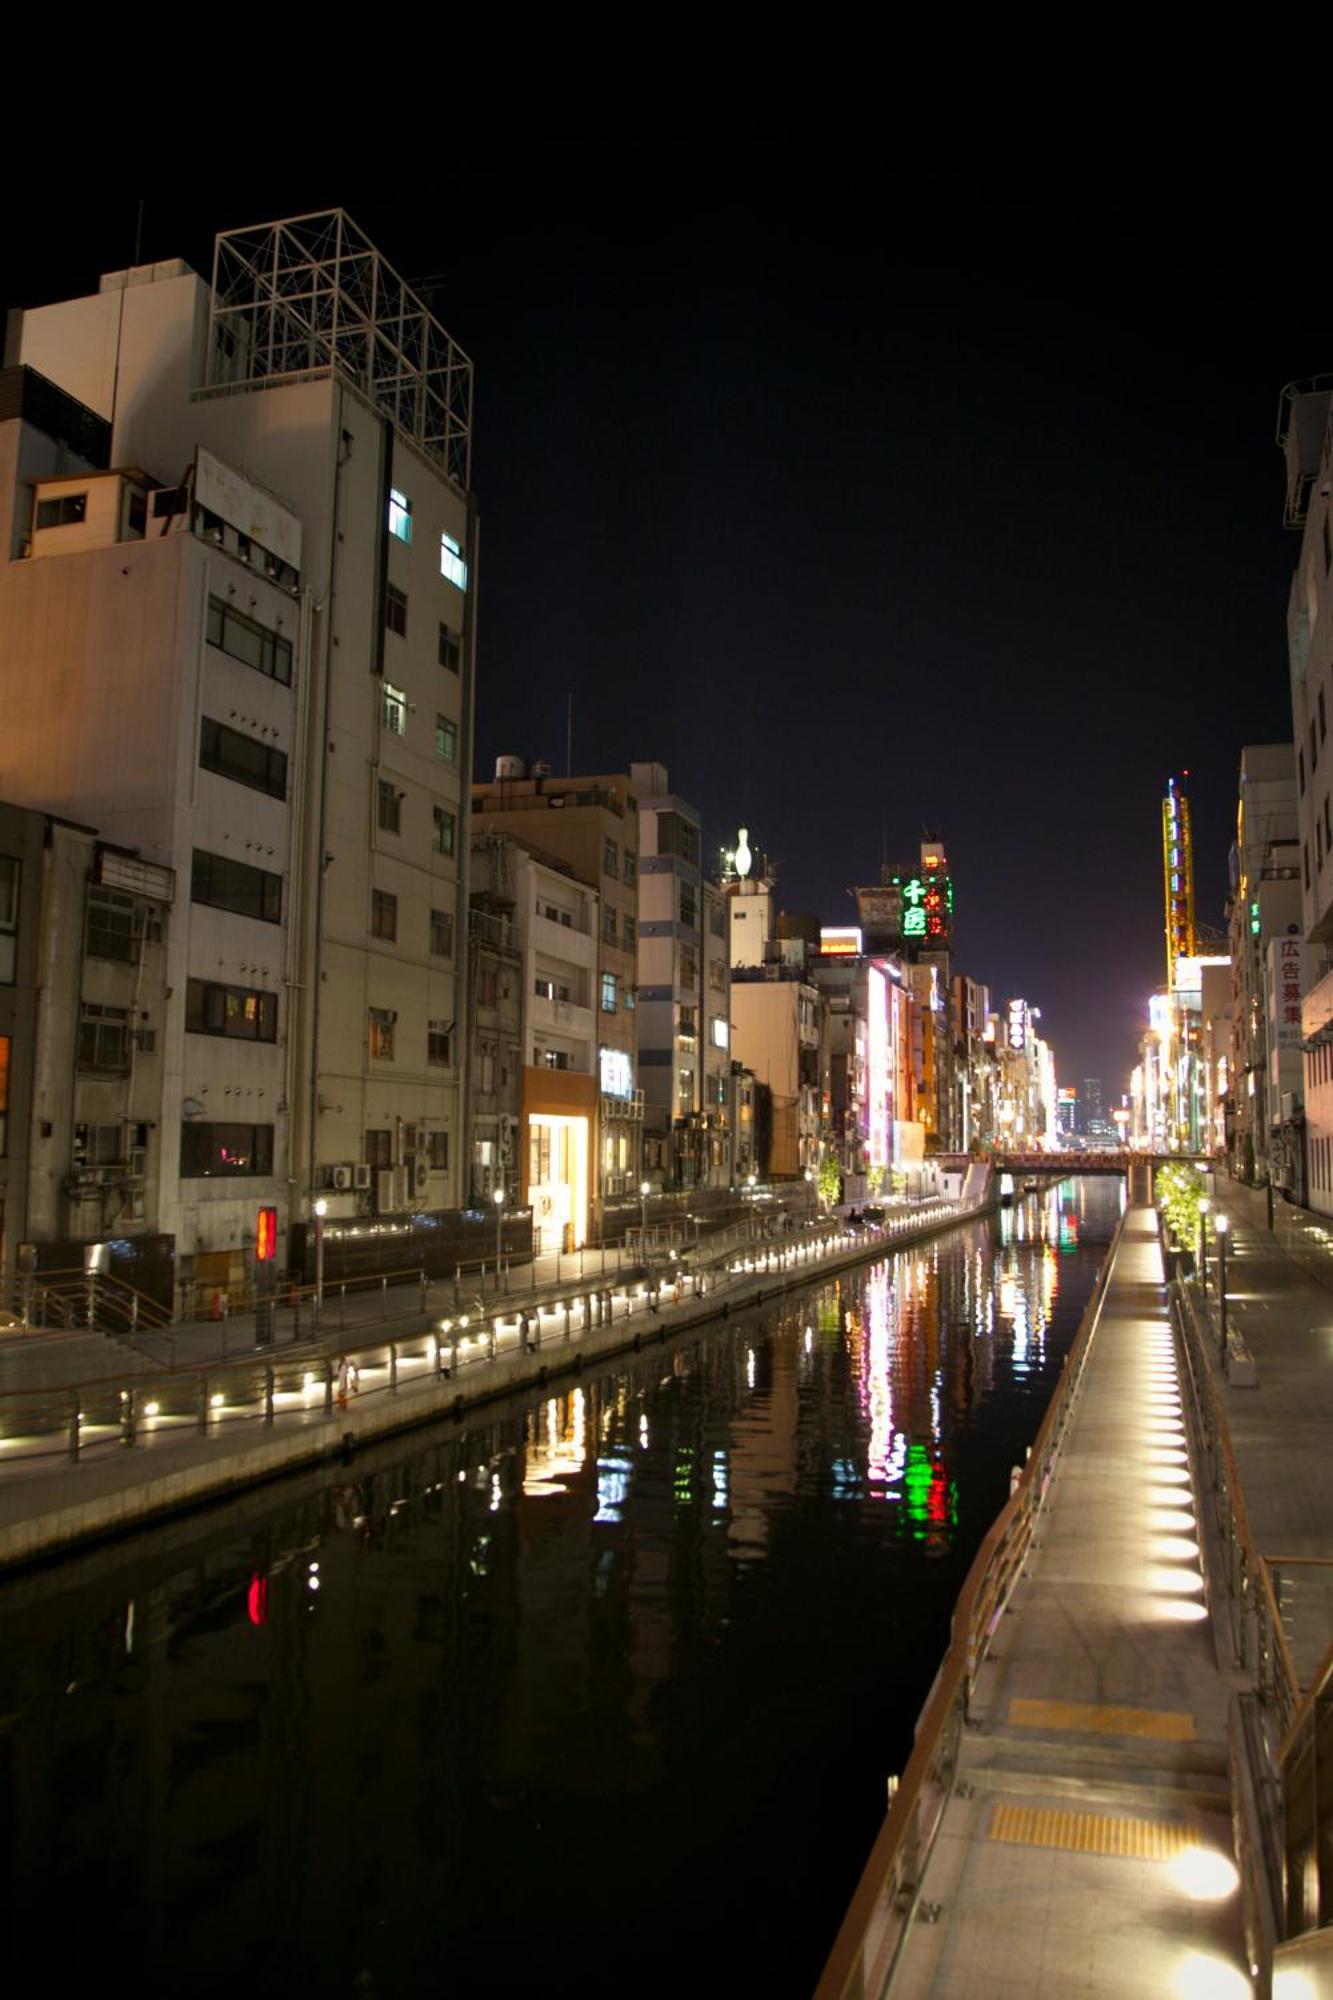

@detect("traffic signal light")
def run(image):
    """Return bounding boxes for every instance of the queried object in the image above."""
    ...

[255,1206,278,1262]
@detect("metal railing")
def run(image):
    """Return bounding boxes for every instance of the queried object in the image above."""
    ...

[1279,1636,1333,1935]
[1171,1278,1299,1730]
[0,1200,992,1474]
[814,1205,1125,2000]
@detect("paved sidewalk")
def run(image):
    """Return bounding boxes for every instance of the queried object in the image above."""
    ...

[894,1209,1249,1998]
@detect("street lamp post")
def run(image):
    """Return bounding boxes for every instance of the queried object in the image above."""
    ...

[313,1198,327,1325]
[1215,1212,1229,1362]
[640,1180,650,1256]
[493,1184,505,1286]
[1198,1196,1210,1289]
[804,1166,815,1221]
[748,1171,757,1243]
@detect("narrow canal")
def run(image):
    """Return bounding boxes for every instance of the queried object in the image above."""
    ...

[0,1178,1122,1997]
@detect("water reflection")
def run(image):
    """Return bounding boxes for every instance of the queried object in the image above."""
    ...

[0,1176,1122,1999]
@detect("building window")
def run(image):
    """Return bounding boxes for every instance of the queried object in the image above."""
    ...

[430,907,454,957]
[365,1128,392,1170]
[206,595,292,686]
[199,716,288,800]
[440,532,468,591]
[677,1067,694,1107]
[540,1048,570,1070]
[432,805,456,855]
[1325,511,1332,575]
[368,1008,396,1061]
[711,1016,730,1050]
[604,837,619,876]
[0,856,18,985]
[603,906,618,946]
[624,914,637,950]
[624,850,637,886]
[601,972,617,1013]
[1305,843,1311,891]
[439,623,461,672]
[680,887,697,928]
[383,682,408,734]
[191,849,282,924]
[77,1003,131,1073]
[73,1121,123,1167]
[624,985,636,1010]
[371,889,398,941]
[1325,796,1332,852]
[435,714,457,762]
[681,950,697,989]
[710,901,726,938]
[186,977,278,1041]
[378,779,402,835]
[385,584,408,638]
[428,1019,451,1066]
[388,488,412,543]
[35,491,87,528]
[428,1130,449,1169]
[180,1121,274,1178]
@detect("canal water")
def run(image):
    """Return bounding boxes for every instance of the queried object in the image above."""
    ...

[0,1178,1122,1997]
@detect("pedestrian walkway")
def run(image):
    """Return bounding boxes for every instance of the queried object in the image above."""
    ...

[891,1208,1250,1998]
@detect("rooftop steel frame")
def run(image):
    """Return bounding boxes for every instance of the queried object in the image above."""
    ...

[206,210,473,489]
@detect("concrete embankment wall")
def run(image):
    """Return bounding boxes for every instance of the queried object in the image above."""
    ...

[0,1198,999,1573]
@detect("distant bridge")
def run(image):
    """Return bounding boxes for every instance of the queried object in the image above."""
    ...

[992,1151,1208,1178]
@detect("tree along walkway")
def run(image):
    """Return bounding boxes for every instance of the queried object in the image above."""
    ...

[892,1207,1250,1999]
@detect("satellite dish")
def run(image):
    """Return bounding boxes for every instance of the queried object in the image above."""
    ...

[182,1096,204,1119]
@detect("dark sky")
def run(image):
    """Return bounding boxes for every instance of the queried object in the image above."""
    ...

[2,152,1320,1093]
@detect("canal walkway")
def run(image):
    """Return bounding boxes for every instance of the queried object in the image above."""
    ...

[0,1194,988,1571]
[885,1207,1251,1998]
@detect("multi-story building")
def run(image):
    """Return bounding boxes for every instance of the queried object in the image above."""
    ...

[1278,378,1333,1212]
[808,931,916,1197]
[510,842,598,1254]
[951,973,994,1152]
[471,758,642,1216]
[0,802,174,1297]
[466,832,524,1204]
[632,762,719,1186]
[1224,744,1300,1182]
[0,212,476,1292]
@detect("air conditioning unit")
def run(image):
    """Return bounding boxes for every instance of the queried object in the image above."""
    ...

[413,1158,430,1196]
[332,1164,354,1191]
[353,1163,372,1191]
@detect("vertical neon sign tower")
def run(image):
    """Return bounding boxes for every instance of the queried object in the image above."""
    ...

[1162,775,1196,994]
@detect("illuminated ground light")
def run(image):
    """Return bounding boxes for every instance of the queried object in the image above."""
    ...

[1171,1949,1251,1997]
[1146,1566,1204,1598]
[1167,1847,1239,1902]
[1152,1535,1202,1563]
[1156,1599,1209,1623]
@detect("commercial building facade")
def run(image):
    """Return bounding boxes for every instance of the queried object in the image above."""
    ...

[0,213,476,1292]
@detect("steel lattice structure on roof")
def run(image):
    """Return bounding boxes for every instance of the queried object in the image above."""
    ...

[206,210,473,490]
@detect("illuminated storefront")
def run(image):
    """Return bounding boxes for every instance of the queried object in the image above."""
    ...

[522,1068,595,1253]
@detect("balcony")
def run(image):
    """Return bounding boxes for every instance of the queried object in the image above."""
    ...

[531,991,593,1041]
[601,1090,645,1122]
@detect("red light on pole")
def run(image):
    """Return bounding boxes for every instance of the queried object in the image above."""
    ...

[256,1206,278,1263]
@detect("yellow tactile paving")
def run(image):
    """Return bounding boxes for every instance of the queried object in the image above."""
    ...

[1007,1696,1195,1741]
[989,1803,1191,1860]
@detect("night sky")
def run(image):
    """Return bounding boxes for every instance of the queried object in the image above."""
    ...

[3,156,1321,1094]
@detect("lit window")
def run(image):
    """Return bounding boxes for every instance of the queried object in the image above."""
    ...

[711,1016,729,1050]
[601,972,617,1013]
[435,714,457,762]
[440,532,468,591]
[428,1019,451,1066]
[368,1008,396,1061]
[432,805,456,856]
[388,488,412,543]
[382,683,407,734]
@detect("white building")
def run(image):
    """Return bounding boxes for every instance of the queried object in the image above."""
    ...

[510,842,597,1254]
[0,213,475,1293]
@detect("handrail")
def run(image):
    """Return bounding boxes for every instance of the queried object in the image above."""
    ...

[814,1205,1126,2000]
[1171,1276,1300,1731]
